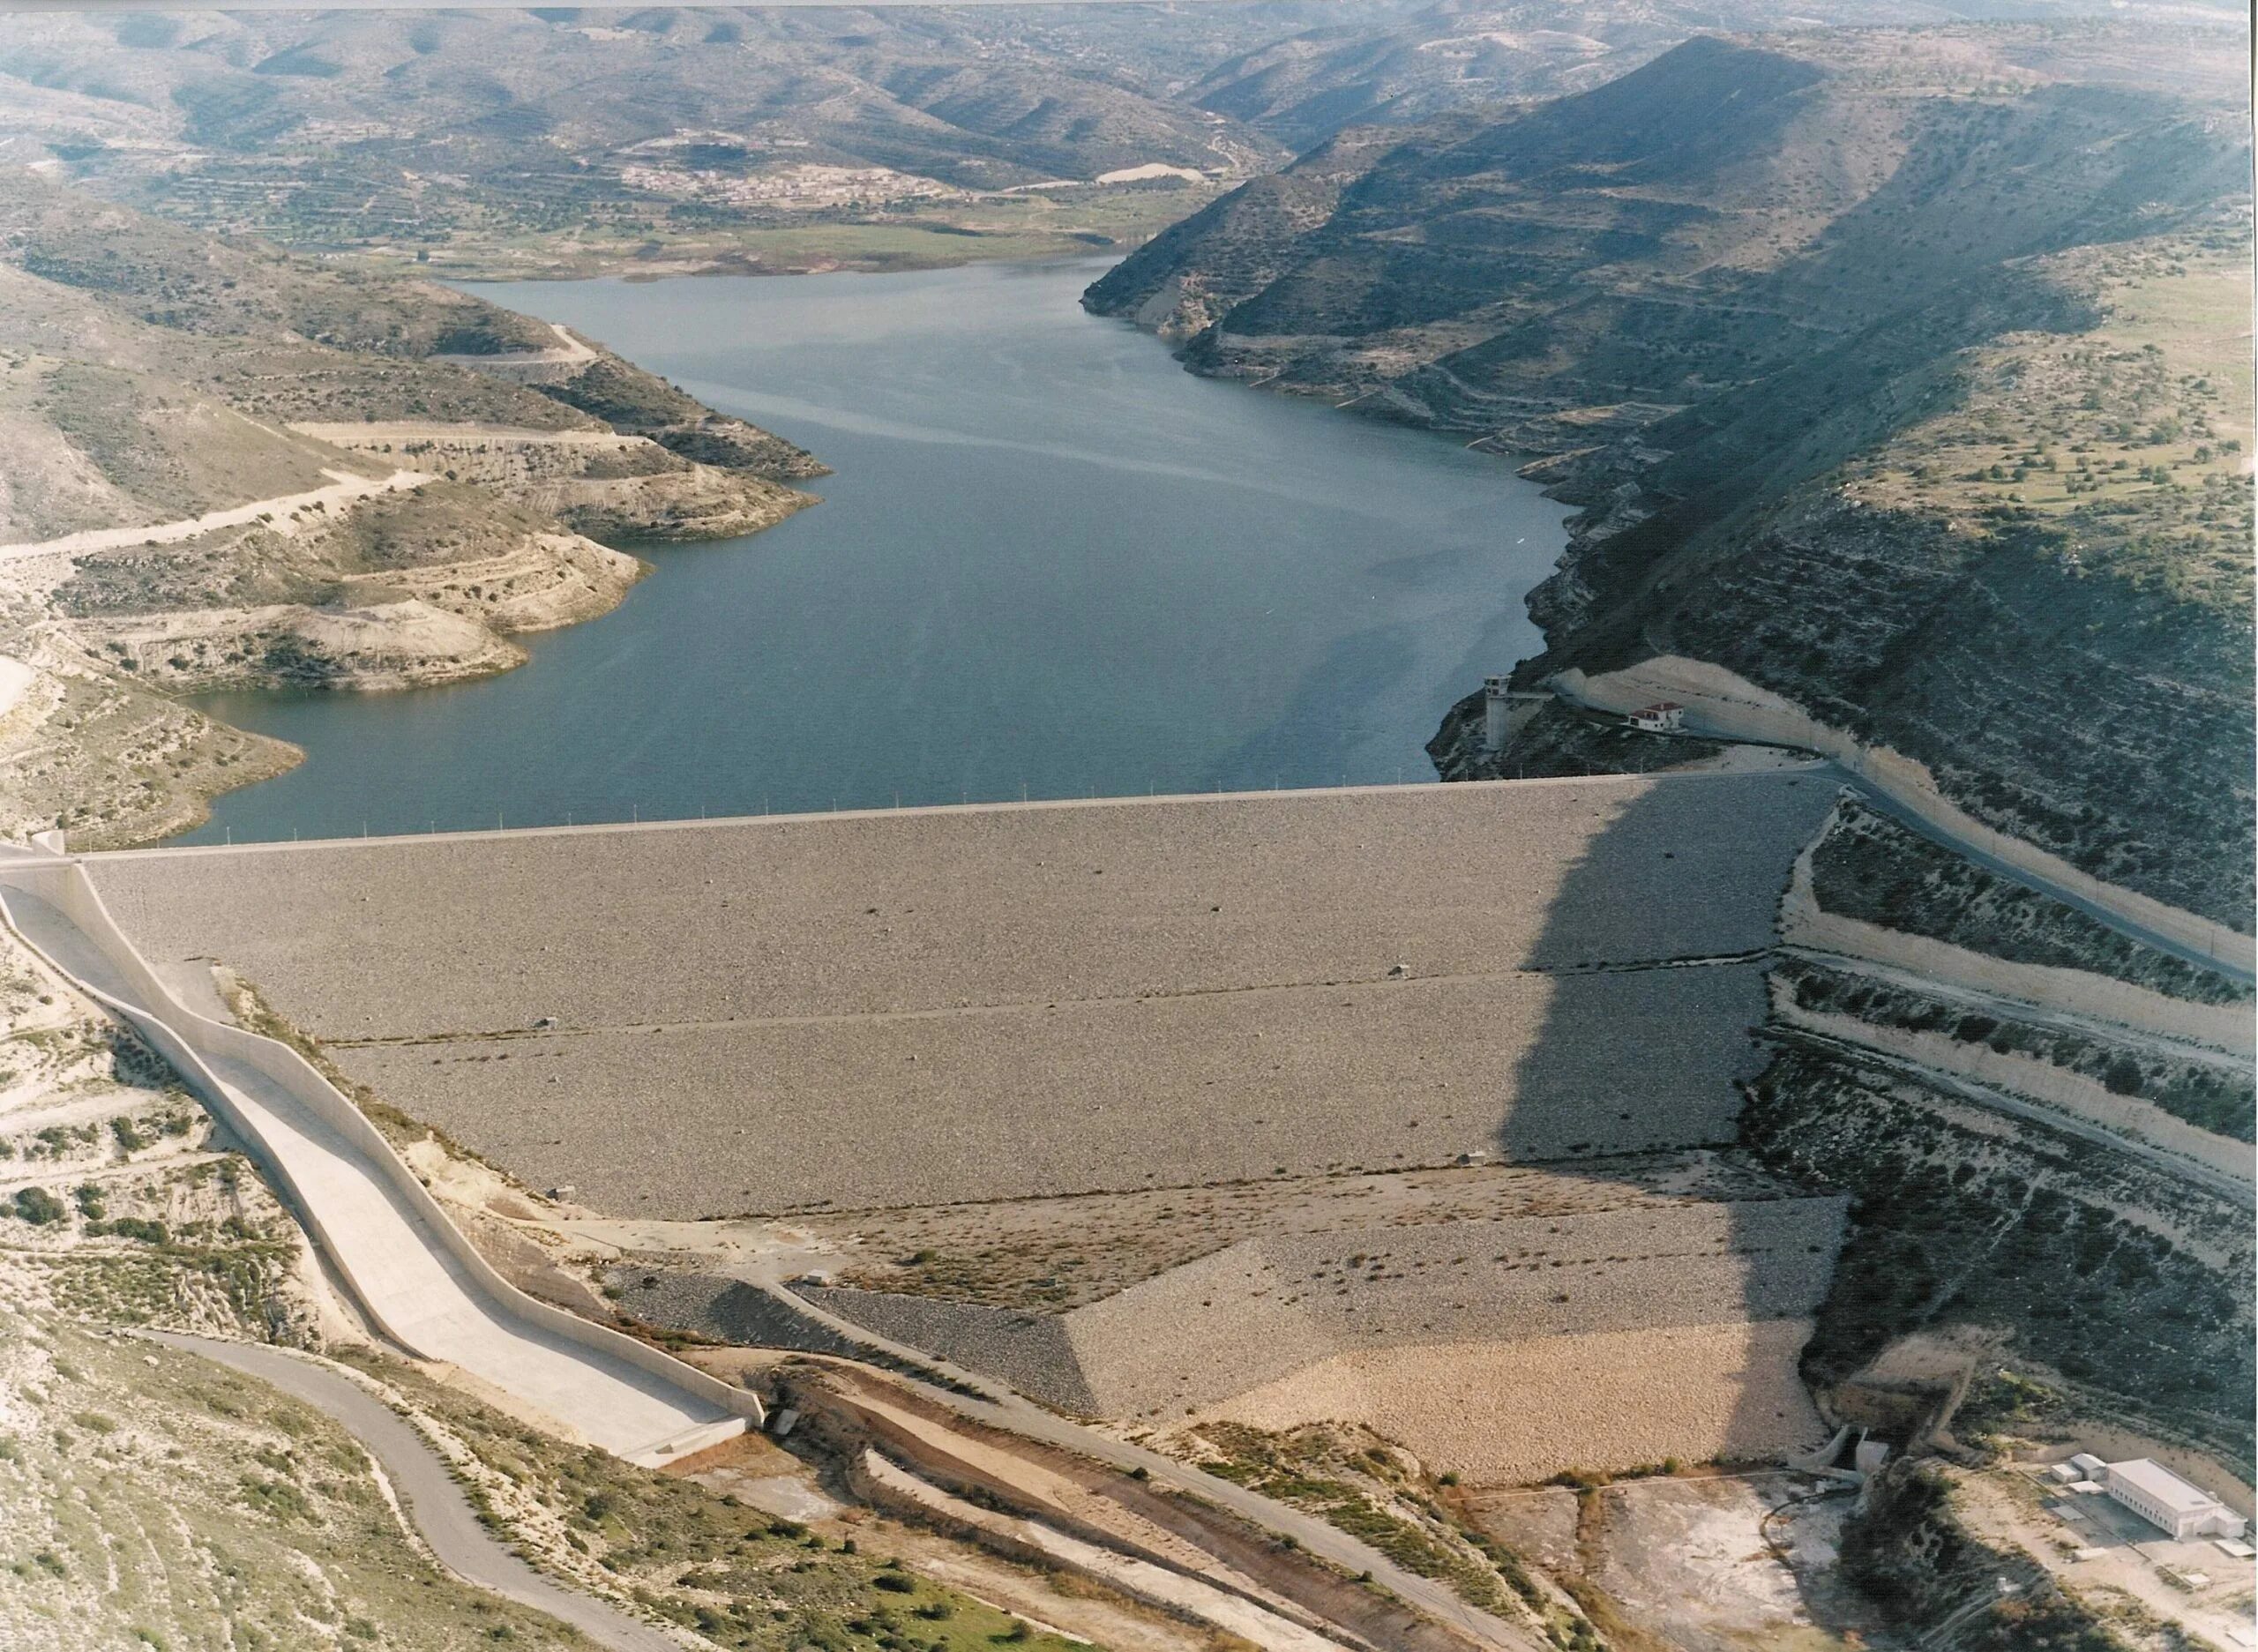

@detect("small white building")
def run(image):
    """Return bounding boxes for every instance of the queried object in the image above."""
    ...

[2104,1459,2249,1542]
[1627,701,1686,733]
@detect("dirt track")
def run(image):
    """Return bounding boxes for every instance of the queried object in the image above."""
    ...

[0,467,429,562]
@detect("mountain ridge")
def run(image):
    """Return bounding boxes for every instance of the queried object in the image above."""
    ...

[1087,25,2254,926]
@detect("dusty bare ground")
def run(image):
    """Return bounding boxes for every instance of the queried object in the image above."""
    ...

[771,1359,1526,1652]
[1585,1475,1868,1652]
[1954,1464,2258,1652]
[1190,1319,1832,1487]
[1464,1474,1873,1652]
[859,1448,1343,1652]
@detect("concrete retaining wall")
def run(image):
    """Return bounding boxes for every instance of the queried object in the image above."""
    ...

[0,852,765,1439]
[1551,658,2254,976]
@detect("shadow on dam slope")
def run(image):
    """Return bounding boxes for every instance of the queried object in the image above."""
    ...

[78,772,1849,1480]
[1490,765,1848,1471]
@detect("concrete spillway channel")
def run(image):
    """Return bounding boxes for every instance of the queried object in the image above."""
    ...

[0,846,759,1467]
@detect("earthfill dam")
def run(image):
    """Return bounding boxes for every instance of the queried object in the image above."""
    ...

[93,770,1847,1480]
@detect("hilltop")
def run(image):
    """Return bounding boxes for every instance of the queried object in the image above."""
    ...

[1,1,2232,279]
[0,168,821,845]
[1089,24,2254,927]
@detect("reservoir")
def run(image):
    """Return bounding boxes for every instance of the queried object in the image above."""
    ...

[176,259,1569,844]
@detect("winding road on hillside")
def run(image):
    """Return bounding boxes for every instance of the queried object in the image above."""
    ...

[0,469,432,563]
[1769,1024,2253,1204]
[146,1333,682,1652]
[0,858,752,1468]
[434,321,597,369]
[1847,781,2256,989]
[1784,946,2250,1068]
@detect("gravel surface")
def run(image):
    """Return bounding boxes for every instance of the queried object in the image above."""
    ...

[333,962,1772,1215]
[602,1268,862,1357]
[798,1287,1099,1412]
[91,777,1831,1217]
[805,1193,1846,1419]
[809,1151,1814,1310]
[1204,1319,1831,1484]
[98,773,1836,1039]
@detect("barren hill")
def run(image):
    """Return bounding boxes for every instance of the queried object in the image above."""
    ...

[3,2,2233,279]
[0,168,822,845]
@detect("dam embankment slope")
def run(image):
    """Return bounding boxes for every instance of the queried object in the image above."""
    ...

[89,772,1838,1218]
[79,774,1848,1480]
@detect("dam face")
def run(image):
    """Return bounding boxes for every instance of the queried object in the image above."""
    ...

[93,773,1835,1217]
[91,772,1849,1480]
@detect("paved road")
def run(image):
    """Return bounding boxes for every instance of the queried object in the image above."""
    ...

[0,875,743,1465]
[758,1274,1538,1649]
[1770,1025,2253,1205]
[146,1333,681,1652]
[1842,782,2254,989]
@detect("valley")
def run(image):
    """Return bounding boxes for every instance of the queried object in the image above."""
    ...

[0,7,2250,1652]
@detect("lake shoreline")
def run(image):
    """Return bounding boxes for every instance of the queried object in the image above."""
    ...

[174,261,1570,847]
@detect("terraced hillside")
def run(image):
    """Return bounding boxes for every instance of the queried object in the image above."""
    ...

[0,169,820,846]
[1761,798,2255,1464]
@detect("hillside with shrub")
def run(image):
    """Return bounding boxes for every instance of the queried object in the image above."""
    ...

[1093,26,2253,928]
